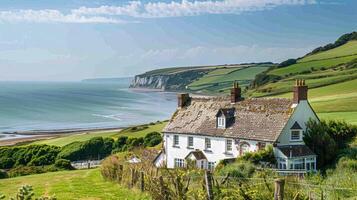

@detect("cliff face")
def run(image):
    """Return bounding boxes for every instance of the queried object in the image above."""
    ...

[130,69,210,91]
[130,75,171,90]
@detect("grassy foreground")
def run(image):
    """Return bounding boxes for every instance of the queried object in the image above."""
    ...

[0,168,149,200]
[33,121,167,147]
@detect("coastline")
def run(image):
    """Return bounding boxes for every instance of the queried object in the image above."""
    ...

[0,127,123,146]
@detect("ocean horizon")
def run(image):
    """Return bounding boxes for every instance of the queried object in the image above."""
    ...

[0,79,177,140]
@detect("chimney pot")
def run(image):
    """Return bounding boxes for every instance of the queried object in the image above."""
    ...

[178,93,190,108]
[293,79,308,104]
[231,81,242,103]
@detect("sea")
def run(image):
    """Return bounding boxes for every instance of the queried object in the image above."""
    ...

[0,79,177,140]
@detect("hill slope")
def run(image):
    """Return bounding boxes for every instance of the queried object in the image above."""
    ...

[130,63,272,94]
[249,32,357,124]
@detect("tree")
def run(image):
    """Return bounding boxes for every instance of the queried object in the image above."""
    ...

[304,120,338,169]
[144,132,162,147]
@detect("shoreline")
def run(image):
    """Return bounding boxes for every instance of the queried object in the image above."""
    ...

[0,127,124,146]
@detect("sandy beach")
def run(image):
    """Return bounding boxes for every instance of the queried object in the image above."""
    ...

[0,127,123,146]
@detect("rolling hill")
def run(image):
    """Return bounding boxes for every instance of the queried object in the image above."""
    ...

[249,32,357,124]
[130,63,273,94]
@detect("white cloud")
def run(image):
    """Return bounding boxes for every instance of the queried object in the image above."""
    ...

[72,0,317,18]
[0,9,123,24]
[0,0,317,23]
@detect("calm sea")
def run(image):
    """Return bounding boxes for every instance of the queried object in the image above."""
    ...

[0,79,177,139]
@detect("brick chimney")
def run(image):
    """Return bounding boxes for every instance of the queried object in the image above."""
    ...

[231,81,242,103]
[178,93,190,108]
[293,79,308,104]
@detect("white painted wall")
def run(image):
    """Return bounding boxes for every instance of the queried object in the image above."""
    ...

[163,133,266,168]
[277,100,319,146]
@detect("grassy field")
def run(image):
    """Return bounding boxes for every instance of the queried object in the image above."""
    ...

[0,168,149,200]
[188,65,269,93]
[33,121,167,147]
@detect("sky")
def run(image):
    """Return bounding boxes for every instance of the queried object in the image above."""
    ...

[0,0,356,81]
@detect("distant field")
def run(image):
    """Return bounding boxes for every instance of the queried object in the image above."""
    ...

[273,79,357,124]
[0,169,149,200]
[33,121,167,147]
[188,66,269,93]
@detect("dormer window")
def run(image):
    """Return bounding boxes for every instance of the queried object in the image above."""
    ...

[290,121,303,141]
[216,108,235,129]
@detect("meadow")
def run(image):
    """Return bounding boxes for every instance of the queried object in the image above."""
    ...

[0,168,149,200]
[33,121,167,147]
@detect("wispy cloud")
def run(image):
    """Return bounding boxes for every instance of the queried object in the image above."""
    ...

[73,0,317,18]
[0,9,124,24]
[0,0,317,24]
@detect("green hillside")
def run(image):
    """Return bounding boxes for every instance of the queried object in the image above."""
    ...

[249,32,357,124]
[187,65,270,94]
[0,169,149,200]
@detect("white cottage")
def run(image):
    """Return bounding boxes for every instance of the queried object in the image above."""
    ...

[154,80,318,173]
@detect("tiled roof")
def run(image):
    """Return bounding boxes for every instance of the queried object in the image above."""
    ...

[163,96,293,142]
[277,145,316,158]
[185,150,207,160]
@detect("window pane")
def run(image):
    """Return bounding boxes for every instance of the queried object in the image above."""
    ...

[291,130,300,140]
[174,135,179,146]
[205,138,211,149]
[226,139,232,151]
[188,136,193,147]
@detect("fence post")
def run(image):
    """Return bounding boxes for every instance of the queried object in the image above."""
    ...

[321,190,324,200]
[140,171,145,192]
[274,178,285,200]
[159,176,169,200]
[131,168,135,188]
[87,161,90,169]
[204,170,214,200]
[116,165,123,183]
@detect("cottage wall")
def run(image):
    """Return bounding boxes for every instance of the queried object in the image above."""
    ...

[163,132,265,168]
[276,100,319,146]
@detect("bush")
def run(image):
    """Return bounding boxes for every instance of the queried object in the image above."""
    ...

[8,166,47,177]
[0,157,15,169]
[54,159,73,170]
[0,170,7,179]
[144,132,162,147]
[218,161,255,178]
[0,145,60,169]
[240,145,276,165]
[278,58,296,68]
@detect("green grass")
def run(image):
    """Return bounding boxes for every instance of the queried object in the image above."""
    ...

[0,168,149,200]
[269,54,357,76]
[300,41,357,62]
[271,79,357,123]
[33,121,168,147]
[188,66,269,93]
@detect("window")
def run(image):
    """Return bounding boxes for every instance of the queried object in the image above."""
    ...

[291,130,301,141]
[226,139,233,152]
[173,135,179,146]
[207,162,215,171]
[187,136,194,148]
[200,161,205,169]
[217,117,225,128]
[205,138,211,150]
[240,143,250,155]
[174,158,185,168]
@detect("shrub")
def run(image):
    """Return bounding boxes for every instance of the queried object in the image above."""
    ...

[114,136,128,150]
[54,159,73,170]
[144,132,162,147]
[8,166,46,177]
[0,157,15,169]
[240,145,276,165]
[0,170,7,179]
[218,161,255,178]
[278,58,296,68]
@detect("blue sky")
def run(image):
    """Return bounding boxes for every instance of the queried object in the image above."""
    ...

[0,0,356,81]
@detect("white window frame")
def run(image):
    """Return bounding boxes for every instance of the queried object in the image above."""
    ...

[207,162,215,171]
[174,158,185,168]
[205,138,211,150]
[187,136,194,148]
[290,130,301,141]
[226,139,233,152]
[217,117,225,128]
[173,135,179,146]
